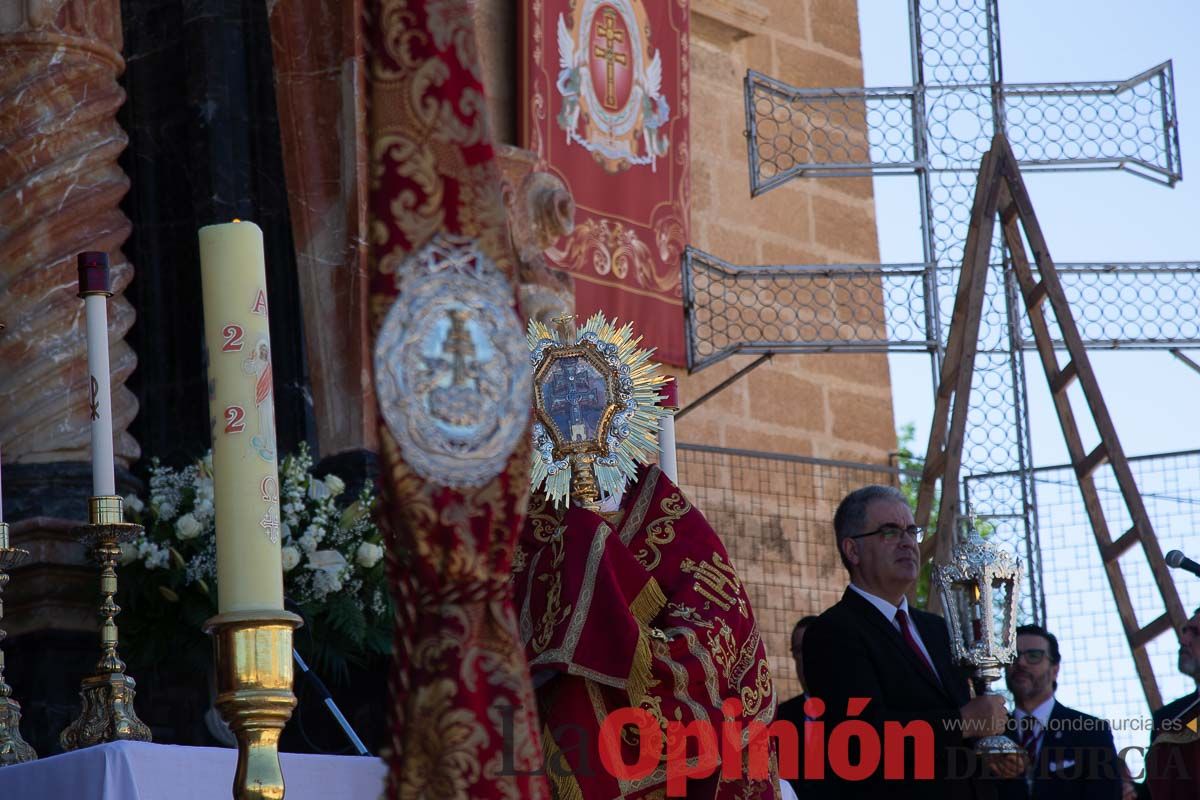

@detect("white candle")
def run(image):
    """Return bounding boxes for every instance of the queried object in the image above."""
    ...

[78,252,117,497]
[658,377,679,484]
[198,221,285,613]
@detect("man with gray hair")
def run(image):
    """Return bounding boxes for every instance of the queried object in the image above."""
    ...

[802,484,1007,799]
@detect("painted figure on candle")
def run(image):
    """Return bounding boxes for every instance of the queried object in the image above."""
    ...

[243,337,276,462]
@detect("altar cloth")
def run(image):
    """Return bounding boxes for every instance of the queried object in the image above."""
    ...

[0,740,386,799]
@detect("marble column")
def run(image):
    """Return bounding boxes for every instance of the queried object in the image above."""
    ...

[0,0,139,472]
[0,0,139,757]
[267,0,375,464]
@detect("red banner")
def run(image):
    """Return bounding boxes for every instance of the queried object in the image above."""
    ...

[522,0,690,365]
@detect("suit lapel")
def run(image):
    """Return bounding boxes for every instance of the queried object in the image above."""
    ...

[910,609,965,704]
[1038,701,1063,775]
[841,588,948,698]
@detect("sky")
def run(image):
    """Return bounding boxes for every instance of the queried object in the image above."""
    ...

[856,0,1200,764]
[861,1,1200,465]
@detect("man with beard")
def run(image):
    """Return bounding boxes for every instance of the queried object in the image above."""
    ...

[1145,607,1200,800]
[995,625,1121,799]
[802,485,1007,799]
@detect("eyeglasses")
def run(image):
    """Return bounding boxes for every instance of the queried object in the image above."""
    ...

[1015,648,1047,665]
[847,524,924,544]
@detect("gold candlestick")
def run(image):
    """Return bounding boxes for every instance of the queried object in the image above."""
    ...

[61,496,152,750]
[0,523,36,766]
[204,610,302,800]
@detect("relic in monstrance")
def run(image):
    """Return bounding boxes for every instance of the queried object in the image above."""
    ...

[529,314,668,510]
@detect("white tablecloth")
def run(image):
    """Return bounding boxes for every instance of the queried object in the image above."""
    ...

[0,740,386,799]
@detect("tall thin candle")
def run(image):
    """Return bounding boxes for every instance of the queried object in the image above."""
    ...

[198,221,285,613]
[78,252,117,497]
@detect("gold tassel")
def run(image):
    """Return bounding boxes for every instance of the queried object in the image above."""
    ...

[626,623,654,707]
[542,723,586,800]
[629,577,667,626]
[625,578,666,707]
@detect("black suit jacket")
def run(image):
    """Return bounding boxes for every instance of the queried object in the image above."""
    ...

[777,692,832,797]
[1150,689,1199,745]
[994,702,1121,800]
[802,587,981,800]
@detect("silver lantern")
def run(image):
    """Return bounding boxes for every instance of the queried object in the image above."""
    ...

[934,523,1023,755]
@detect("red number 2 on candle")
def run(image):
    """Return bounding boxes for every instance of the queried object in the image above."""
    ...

[221,324,244,352]
[224,405,246,434]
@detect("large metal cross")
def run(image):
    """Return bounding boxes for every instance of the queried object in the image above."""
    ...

[682,0,1200,626]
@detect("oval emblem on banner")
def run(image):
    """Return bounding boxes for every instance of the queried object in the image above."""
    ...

[374,234,531,488]
[587,5,634,114]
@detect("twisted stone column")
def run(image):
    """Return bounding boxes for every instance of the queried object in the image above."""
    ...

[0,0,139,469]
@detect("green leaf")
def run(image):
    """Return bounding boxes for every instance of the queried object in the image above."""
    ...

[324,593,367,645]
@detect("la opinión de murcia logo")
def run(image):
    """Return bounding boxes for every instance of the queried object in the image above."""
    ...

[501,698,1178,794]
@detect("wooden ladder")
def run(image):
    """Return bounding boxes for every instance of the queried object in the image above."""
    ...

[916,133,1189,709]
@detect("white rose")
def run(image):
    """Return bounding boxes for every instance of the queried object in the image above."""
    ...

[175,513,203,540]
[124,494,145,515]
[355,542,384,569]
[281,546,301,572]
[324,475,346,497]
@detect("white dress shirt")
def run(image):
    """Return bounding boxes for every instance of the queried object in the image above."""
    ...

[1013,695,1056,760]
[848,583,940,679]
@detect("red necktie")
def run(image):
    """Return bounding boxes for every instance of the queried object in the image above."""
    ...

[894,609,939,682]
[1019,716,1042,764]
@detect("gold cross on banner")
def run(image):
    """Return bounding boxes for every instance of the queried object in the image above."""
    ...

[593,10,627,110]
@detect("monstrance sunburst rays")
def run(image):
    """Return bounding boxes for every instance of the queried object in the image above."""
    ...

[528,313,668,508]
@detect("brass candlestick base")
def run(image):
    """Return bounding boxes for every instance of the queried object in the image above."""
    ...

[204,610,303,800]
[0,525,36,766]
[61,497,152,750]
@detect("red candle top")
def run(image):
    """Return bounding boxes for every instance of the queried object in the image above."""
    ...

[77,251,112,297]
[660,376,679,411]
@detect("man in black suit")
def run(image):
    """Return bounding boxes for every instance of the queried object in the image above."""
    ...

[1150,607,1199,746]
[995,624,1122,800]
[777,615,819,794]
[1143,607,1200,799]
[802,484,1007,799]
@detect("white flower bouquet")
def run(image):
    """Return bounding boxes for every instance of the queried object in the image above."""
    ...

[118,445,392,683]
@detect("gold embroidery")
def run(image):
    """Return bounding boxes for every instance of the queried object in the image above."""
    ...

[706,618,739,682]
[680,553,749,618]
[511,544,528,576]
[396,678,489,797]
[665,602,714,630]
[635,491,691,571]
[531,535,573,654]
[738,659,774,718]
[619,465,661,545]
